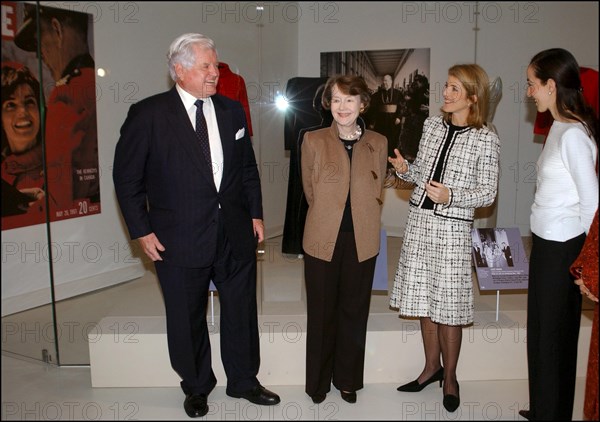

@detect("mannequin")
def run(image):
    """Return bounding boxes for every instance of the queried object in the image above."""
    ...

[283,77,329,151]
[281,77,329,254]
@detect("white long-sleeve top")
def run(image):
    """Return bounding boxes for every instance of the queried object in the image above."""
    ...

[531,120,598,241]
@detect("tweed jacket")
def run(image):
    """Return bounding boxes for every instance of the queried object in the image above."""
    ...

[399,115,500,222]
[301,123,388,262]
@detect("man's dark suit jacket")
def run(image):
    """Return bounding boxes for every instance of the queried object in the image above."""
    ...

[113,87,262,268]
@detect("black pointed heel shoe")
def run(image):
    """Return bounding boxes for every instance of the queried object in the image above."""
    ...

[340,391,356,403]
[443,382,460,412]
[518,409,531,420]
[397,367,444,392]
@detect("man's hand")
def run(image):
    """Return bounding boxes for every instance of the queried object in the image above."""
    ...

[252,219,264,244]
[137,233,165,261]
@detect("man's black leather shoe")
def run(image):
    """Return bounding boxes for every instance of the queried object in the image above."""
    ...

[184,394,208,418]
[227,385,280,405]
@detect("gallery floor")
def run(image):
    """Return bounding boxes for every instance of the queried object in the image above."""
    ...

[2,235,594,420]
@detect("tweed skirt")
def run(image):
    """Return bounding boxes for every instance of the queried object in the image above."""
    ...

[389,207,474,325]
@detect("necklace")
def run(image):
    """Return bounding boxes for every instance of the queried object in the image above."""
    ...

[342,139,358,150]
[339,125,362,141]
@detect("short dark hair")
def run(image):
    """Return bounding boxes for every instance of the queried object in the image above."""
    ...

[321,75,371,111]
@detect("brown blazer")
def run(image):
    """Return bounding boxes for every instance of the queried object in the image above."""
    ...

[301,124,387,262]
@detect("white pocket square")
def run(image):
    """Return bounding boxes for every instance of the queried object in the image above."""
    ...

[235,128,245,140]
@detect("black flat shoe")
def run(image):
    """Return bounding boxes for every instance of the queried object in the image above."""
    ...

[340,391,356,403]
[442,382,460,412]
[311,393,326,404]
[397,367,444,392]
[183,393,208,418]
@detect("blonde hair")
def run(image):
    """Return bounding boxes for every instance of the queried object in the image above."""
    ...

[442,64,490,128]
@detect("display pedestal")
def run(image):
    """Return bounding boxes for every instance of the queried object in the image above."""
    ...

[88,310,593,387]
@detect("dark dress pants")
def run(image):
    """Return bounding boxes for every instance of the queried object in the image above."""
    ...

[304,231,377,396]
[155,216,260,396]
[527,233,585,420]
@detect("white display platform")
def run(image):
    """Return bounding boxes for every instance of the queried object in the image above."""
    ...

[89,310,593,388]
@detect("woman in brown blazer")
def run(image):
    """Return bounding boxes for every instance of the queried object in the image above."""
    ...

[301,75,387,404]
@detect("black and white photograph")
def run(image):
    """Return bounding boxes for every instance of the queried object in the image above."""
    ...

[472,227,529,291]
[320,48,430,187]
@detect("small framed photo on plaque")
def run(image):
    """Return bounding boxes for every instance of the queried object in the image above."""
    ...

[472,227,529,290]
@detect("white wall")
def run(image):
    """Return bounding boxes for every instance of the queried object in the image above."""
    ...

[88,1,299,237]
[298,1,599,234]
[2,1,598,314]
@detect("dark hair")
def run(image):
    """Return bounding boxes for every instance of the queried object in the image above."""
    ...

[321,75,371,112]
[1,65,43,155]
[1,65,42,105]
[529,48,598,143]
[442,64,490,129]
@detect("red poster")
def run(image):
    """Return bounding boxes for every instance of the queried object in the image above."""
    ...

[1,1,100,230]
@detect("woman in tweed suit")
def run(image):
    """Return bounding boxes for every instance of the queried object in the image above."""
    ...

[389,64,500,412]
[301,75,387,404]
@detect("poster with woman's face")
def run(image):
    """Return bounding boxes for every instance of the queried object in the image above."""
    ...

[1,1,100,231]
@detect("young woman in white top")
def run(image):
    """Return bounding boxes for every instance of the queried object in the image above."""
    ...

[521,48,599,421]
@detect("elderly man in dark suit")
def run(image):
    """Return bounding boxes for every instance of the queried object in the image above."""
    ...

[113,33,279,418]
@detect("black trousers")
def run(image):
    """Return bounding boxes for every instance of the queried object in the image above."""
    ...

[155,216,260,396]
[527,233,585,420]
[304,231,377,396]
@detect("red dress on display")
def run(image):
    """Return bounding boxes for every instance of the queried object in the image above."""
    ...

[217,62,253,137]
